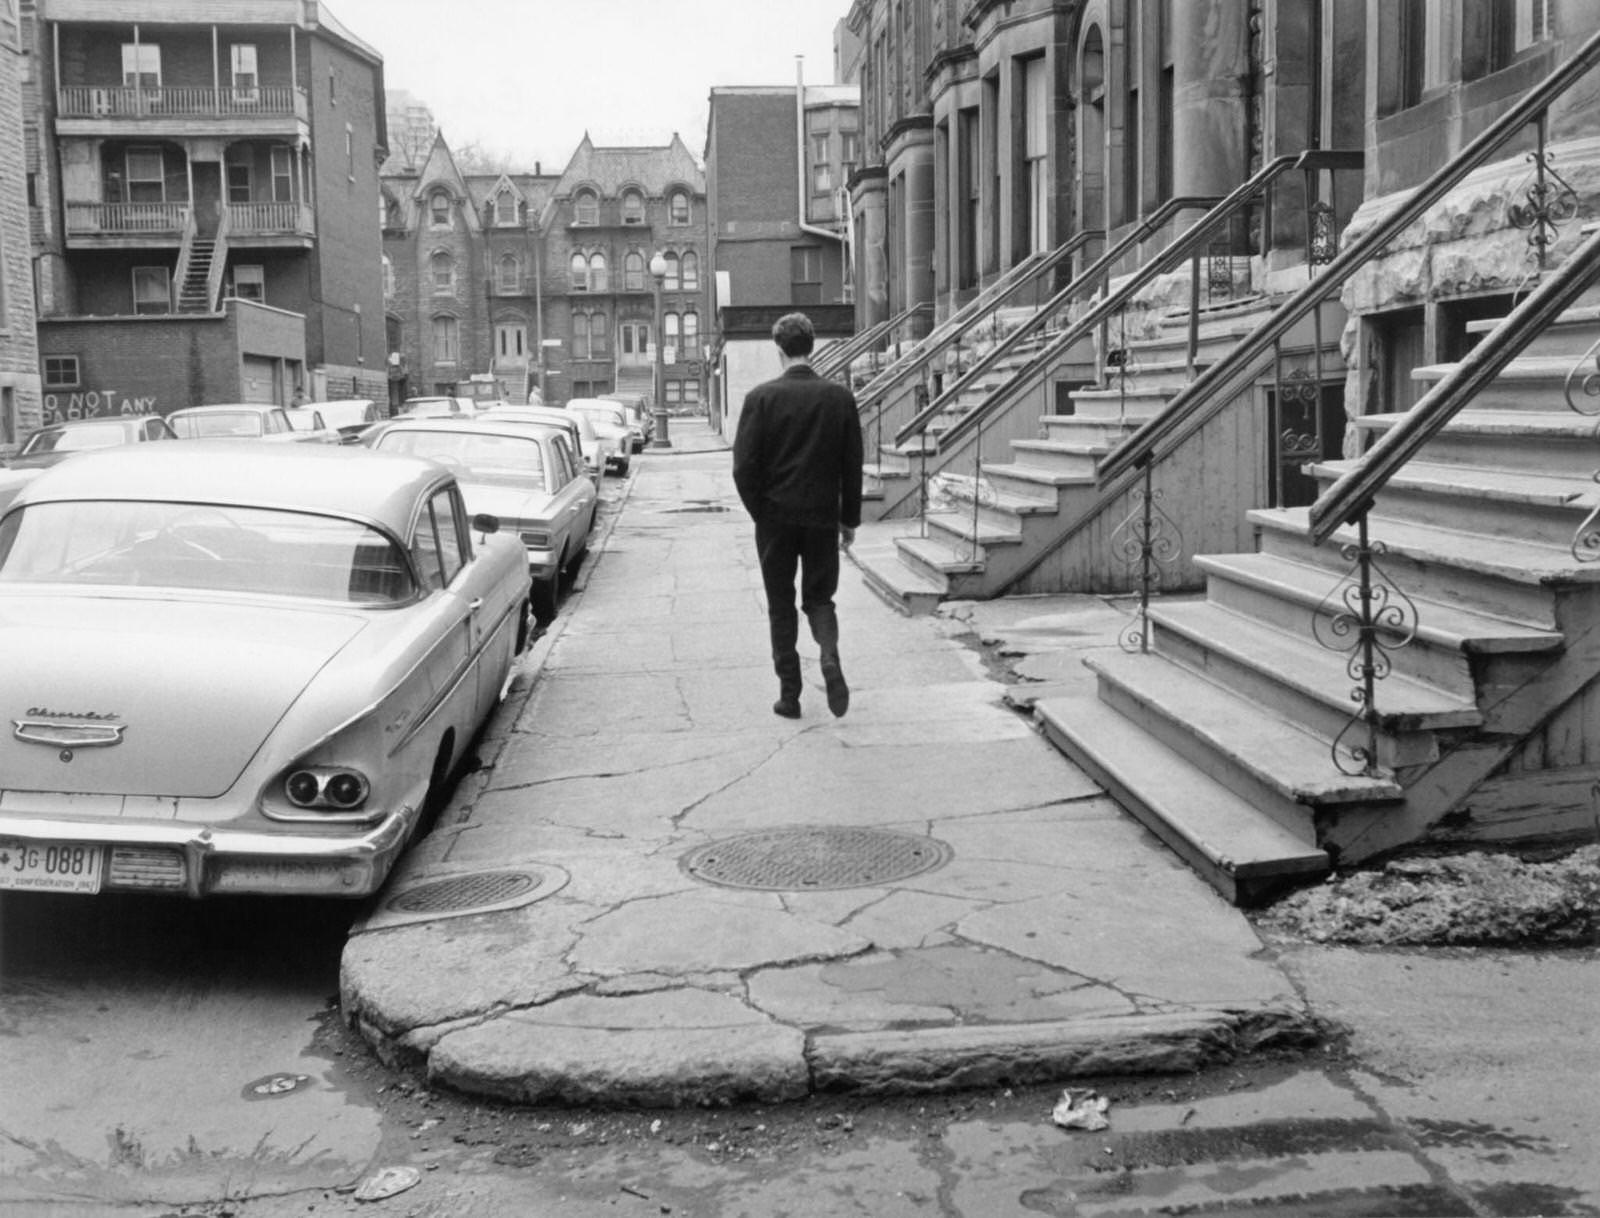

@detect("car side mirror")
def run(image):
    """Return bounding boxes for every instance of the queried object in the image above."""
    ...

[471,512,501,536]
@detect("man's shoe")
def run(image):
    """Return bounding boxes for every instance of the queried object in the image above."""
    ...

[773,695,802,719]
[820,659,849,718]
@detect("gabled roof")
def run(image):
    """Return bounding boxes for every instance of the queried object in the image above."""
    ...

[465,173,560,222]
[553,132,705,198]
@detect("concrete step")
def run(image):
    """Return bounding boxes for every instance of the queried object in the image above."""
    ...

[1039,414,1144,447]
[895,534,984,587]
[1009,439,1105,478]
[1146,599,1480,769]
[1414,355,1600,412]
[923,508,1025,554]
[848,523,946,616]
[1083,648,1403,840]
[1034,689,1331,906]
[981,461,1095,502]
[1463,303,1600,358]
[1352,410,1600,478]
[1195,550,1563,702]
[1310,458,1600,548]
[1068,385,1182,418]
[1250,506,1600,631]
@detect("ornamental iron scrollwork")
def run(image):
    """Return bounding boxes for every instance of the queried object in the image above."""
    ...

[1311,515,1418,776]
[1563,335,1600,563]
[1308,200,1338,265]
[1507,145,1578,271]
[1112,472,1184,654]
[1207,241,1235,303]
[1277,369,1323,462]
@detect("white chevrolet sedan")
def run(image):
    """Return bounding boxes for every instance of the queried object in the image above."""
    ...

[0,443,531,899]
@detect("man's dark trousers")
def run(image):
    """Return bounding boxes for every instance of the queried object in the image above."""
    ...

[756,519,843,711]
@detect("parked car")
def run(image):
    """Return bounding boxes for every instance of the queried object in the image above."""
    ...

[599,392,653,451]
[0,442,531,899]
[565,399,634,475]
[167,404,307,442]
[300,399,383,444]
[399,396,476,418]
[478,405,607,486]
[0,414,179,514]
[6,415,178,471]
[284,407,343,445]
[370,417,598,623]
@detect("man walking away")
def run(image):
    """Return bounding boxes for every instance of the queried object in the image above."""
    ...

[733,312,865,719]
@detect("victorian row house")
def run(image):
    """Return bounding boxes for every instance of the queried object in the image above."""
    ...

[381,132,708,413]
[839,0,1600,900]
[21,0,388,423]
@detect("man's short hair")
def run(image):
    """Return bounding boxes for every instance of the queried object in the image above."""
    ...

[771,312,815,357]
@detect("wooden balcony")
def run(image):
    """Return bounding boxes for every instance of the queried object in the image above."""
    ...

[227,201,314,239]
[58,84,305,121]
[65,201,189,239]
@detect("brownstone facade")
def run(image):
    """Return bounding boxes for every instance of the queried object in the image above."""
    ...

[0,0,41,454]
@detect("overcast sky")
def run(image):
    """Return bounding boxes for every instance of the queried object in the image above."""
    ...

[324,0,847,171]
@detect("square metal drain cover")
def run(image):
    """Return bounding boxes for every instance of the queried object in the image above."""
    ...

[680,827,953,891]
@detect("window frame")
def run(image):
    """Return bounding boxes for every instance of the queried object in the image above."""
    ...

[430,251,455,295]
[669,191,690,225]
[681,250,700,291]
[428,190,451,227]
[121,42,161,89]
[574,189,599,226]
[125,146,166,204]
[232,263,265,302]
[495,191,519,226]
[431,314,459,364]
[132,265,171,314]
[621,189,645,224]
[43,355,80,390]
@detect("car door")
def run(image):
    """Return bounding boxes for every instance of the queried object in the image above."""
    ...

[405,485,481,760]
[433,483,521,720]
[550,435,595,551]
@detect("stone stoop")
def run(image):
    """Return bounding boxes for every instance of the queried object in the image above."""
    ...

[1038,300,1600,903]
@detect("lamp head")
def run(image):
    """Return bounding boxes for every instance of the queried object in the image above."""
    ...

[648,252,669,279]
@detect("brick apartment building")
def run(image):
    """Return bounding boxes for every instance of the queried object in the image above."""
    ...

[704,78,858,437]
[382,132,708,412]
[25,0,388,422]
[0,0,40,455]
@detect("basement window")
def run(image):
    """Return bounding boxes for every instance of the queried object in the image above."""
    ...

[43,355,80,390]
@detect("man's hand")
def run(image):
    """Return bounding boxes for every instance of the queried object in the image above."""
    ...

[840,526,856,550]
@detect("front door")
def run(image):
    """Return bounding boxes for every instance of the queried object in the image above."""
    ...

[192,162,223,236]
[618,322,651,372]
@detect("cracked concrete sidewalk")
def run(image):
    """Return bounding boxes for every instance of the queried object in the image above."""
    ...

[339,418,1311,1108]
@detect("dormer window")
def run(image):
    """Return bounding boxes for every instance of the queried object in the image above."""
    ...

[574,189,599,226]
[428,191,451,227]
[495,191,518,226]
[669,190,691,226]
[622,189,644,224]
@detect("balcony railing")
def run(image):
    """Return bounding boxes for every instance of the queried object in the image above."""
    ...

[65,201,189,236]
[227,201,313,236]
[57,85,303,120]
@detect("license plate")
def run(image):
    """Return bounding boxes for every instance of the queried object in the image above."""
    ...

[0,838,104,894]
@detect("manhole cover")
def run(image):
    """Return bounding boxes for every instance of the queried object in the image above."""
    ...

[387,870,542,913]
[680,827,953,891]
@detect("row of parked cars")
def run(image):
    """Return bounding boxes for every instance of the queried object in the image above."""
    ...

[0,391,646,903]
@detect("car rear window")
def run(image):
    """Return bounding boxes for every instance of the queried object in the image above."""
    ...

[0,501,416,603]
[375,429,547,492]
[20,422,129,454]
[171,411,264,439]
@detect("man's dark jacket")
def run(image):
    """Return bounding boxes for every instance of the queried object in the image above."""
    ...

[733,365,864,529]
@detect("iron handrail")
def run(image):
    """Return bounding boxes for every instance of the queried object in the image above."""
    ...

[1097,27,1600,488]
[814,300,927,379]
[922,152,1362,458]
[856,238,1088,418]
[1309,223,1600,543]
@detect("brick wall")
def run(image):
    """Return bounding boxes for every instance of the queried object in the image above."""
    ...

[0,10,41,452]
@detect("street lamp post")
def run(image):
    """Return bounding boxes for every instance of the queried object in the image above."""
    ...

[648,250,672,449]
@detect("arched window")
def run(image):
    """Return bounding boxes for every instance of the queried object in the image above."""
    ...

[572,310,591,359]
[681,251,700,291]
[621,189,644,224]
[669,191,690,225]
[431,251,454,294]
[431,315,458,363]
[682,310,699,355]
[497,254,519,293]
[428,190,451,227]
[664,311,680,354]
[574,188,598,225]
[663,252,680,291]
[495,191,518,226]
[569,252,589,291]
[624,251,645,291]
[589,252,609,293]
